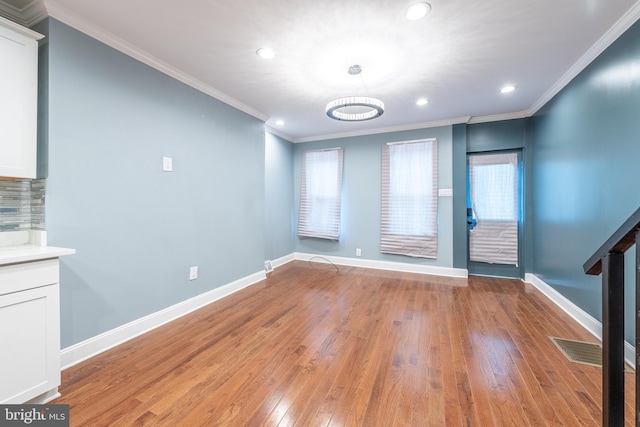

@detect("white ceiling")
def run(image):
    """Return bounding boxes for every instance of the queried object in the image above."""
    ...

[1,0,639,142]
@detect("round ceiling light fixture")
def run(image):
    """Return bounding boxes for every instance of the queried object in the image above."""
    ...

[326,96,385,121]
[326,65,385,121]
[406,2,431,20]
[416,98,429,106]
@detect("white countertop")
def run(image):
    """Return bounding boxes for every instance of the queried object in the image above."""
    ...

[0,245,76,266]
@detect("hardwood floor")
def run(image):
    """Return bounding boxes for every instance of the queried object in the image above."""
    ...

[53,261,635,426]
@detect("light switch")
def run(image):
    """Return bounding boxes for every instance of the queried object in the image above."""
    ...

[163,156,173,172]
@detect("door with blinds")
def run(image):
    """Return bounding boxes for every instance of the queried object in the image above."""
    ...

[467,151,522,278]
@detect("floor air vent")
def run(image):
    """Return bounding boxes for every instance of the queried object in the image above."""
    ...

[549,337,603,367]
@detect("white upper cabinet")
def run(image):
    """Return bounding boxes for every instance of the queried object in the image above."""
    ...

[0,17,43,179]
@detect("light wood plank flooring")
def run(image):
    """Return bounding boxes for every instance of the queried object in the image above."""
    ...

[53,261,635,426]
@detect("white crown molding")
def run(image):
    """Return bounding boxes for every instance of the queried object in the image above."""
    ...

[294,116,472,143]
[3,0,636,141]
[42,0,269,122]
[530,1,640,114]
[467,110,531,124]
[0,11,42,38]
[19,0,46,27]
[525,273,635,369]
[0,0,47,27]
[60,269,266,370]
[265,126,294,143]
[294,110,534,143]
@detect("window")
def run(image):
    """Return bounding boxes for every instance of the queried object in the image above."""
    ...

[468,152,519,265]
[298,148,344,240]
[381,139,438,258]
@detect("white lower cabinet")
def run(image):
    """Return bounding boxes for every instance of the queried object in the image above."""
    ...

[0,259,61,403]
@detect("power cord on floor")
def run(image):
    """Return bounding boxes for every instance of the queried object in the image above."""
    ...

[308,256,340,273]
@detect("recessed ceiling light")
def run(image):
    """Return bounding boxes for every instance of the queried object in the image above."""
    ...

[500,85,517,94]
[406,2,431,20]
[416,98,429,106]
[256,48,275,60]
[275,120,285,126]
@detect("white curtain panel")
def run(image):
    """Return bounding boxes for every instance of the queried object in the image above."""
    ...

[381,139,438,258]
[298,148,344,240]
[469,152,518,265]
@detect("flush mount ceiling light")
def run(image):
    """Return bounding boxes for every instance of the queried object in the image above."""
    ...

[275,119,285,126]
[406,2,431,20]
[326,65,385,122]
[416,98,429,106]
[500,84,517,94]
[256,48,275,59]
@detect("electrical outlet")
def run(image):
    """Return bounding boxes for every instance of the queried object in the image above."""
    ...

[189,266,198,281]
[356,248,362,257]
[264,260,273,273]
[163,156,173,172]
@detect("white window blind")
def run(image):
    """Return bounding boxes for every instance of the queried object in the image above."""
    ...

[381,139,438,258]
[298,148,344,240]
[469,152,518,265]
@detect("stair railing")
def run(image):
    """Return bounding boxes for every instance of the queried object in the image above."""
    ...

[584,207,640,426]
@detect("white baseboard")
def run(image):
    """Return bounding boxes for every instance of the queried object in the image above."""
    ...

[26,389,60,405]
[60,270,266,370]
[294,252,468,278]
[525,273,636,369]
[269,253,295,269]
[67,260,627,375]
[60,253,466,371]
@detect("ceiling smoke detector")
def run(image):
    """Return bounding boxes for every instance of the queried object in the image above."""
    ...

[348,64,362,75]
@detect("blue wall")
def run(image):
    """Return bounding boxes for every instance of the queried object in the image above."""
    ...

[44,19,266,348]
[33,19,49,179]
[452,120,531,271]
[265,132,294,261]
[531,18,640,343]
[31,12,640,349]
[452,124,467,268]
[293,127,455,268]
[466,119,534,276]
[467,119,527,152]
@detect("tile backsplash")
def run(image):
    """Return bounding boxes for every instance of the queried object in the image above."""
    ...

[0,180,45,232]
